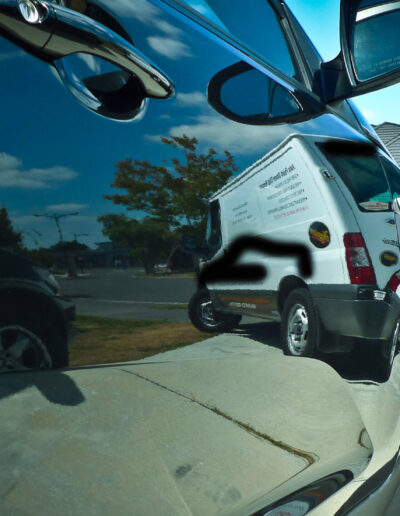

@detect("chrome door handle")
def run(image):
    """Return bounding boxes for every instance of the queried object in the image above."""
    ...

[386,218,396,225]
[0,0,174,99]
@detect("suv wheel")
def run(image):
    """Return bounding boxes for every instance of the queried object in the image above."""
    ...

[281,288,322,357]
[0,311,68,373]
[188,288,241,333]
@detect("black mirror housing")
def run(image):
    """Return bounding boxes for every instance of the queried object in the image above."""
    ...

[207,61,323,126]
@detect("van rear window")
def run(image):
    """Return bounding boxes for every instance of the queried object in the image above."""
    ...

[319,144,392,212]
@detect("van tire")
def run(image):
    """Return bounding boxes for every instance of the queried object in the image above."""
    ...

[281,288,321,357]
[380,320,400,381]
[188,288,242,333]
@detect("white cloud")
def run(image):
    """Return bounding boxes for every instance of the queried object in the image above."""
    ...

[176,91,207,106]
[154,20,182,36]
[77,53,102,73]
[154,115,289,154]
[360,108,381,125]
[46,203,88,212]
[146,36,192,59]
[106,0,182,37]
[106,0,159,23]
[0,153,22,170]
[0,153,78,189]
[0,50,25,62]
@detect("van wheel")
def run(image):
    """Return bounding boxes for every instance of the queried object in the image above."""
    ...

[380,320,400,381]
[281,288,321,357]
[188,288,242,333]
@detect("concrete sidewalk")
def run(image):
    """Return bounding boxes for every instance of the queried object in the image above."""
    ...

[0,334,375,515]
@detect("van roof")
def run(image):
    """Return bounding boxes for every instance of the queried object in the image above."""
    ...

[209,132,372,201]
[209,133,312,201]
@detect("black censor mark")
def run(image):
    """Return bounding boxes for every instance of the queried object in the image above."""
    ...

[198,235,312,286]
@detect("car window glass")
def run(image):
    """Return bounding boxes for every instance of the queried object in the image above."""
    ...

[320,146,392,211]
[205,200,222,255]
[380,156,400,199]
[176,0,298,79]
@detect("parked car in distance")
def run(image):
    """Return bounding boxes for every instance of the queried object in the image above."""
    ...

[0,248,75,373]
[153,262,172,275]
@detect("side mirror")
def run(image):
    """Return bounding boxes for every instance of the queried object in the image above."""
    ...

[340,0,400,95]
[393,197,400,214]
[207,61,323,125]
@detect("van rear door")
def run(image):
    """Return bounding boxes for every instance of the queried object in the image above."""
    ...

[319,143,400,289]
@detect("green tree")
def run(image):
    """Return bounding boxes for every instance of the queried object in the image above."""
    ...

[0,207,23,249]
[98,214,178,273]
[104,135,237,237]
[22,247,55,269]
[49,240,89,252]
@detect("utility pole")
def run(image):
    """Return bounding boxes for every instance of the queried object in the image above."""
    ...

[33,212,79,277]
[33,212,79,242]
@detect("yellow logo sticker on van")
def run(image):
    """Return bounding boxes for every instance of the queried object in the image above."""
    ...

[381,251,398,266]
[309,222,331,248]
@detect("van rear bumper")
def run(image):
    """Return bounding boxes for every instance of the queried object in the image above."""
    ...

[309,285,400,340]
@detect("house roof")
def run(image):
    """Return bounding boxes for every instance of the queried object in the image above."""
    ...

[373,122,400,166]
[373,122,400,145]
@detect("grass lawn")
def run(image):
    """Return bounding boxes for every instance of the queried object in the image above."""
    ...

[70,314,213,366]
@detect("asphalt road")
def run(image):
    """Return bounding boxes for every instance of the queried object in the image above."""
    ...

[58,268,198,321]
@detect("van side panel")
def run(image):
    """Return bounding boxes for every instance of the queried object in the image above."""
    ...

[208,135,353,319]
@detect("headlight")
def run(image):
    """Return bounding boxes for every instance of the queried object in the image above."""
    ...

[33,266,61,295]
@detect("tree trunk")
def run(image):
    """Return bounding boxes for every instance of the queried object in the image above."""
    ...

[67,251,78,278]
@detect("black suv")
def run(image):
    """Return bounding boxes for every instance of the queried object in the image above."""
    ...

[0,248,75,372]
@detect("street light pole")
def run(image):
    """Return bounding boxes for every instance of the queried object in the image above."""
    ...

[33,212,79,242]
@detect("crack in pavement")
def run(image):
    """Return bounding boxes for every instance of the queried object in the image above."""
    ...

[119,368,317,467]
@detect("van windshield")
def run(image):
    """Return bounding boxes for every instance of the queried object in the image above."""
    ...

[205,200,222,256]
[320,146,392,212]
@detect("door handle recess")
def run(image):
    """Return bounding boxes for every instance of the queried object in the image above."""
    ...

[0,0,174,99]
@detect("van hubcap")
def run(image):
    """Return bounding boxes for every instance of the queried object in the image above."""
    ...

[199,299,218,327]
[287,304,309,355]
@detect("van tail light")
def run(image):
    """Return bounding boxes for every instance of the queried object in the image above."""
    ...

[387,271,400,292]
[344,233,376,284]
